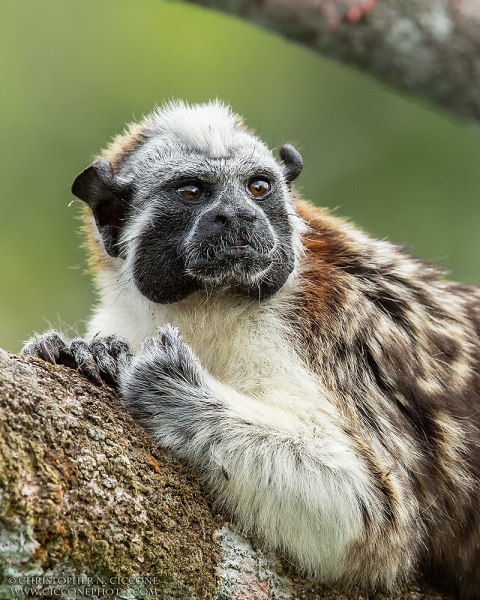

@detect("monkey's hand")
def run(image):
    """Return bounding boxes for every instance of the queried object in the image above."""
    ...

[21,330,132,388]
[119,324,214,448]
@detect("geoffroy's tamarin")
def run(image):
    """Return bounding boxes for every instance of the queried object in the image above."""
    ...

[24,101,480,599]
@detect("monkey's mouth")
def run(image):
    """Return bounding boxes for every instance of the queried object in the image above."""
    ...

[188,245,267,265]
[222,240,254,256]
[185,239,274,284]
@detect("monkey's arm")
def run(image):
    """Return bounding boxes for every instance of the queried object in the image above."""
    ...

[119,324,424,589]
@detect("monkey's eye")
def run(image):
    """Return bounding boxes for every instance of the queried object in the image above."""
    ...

[176,184,204,201]
[248,179,271,198]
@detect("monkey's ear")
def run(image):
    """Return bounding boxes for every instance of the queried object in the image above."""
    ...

[72,159,130,203]
[72,159,132,258]
[279,144,303,183]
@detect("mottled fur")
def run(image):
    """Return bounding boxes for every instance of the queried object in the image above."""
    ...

[24,102,480,599]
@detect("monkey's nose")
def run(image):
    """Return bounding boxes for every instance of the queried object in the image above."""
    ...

[213,204,257,226]
[214,213,229,226]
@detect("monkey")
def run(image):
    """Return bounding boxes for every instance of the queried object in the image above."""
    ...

[23,100,480,599]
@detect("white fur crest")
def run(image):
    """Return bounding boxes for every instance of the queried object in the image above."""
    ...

[141,100,248,158]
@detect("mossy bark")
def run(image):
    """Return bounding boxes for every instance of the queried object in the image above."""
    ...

[0,350,450,599]
[0,349,221,599]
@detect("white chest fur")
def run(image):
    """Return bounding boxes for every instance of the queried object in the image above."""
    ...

[87,273,322,411]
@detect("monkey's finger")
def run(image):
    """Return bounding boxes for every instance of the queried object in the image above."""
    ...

[140,335,167,358]
[157,324,202,377]
[39,339,59,364]
[157,325,187,367]
[70,338,103,385]
[90,338,119,387]
[105,336,132,363]
[22,330,68,365]
[158,324,183,349]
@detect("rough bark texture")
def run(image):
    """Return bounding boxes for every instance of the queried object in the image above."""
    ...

[0,350,448,599]
[180,0,480,124]
[0,349,221,599]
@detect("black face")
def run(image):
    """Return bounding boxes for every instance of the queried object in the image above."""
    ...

[72,145,303,304]
[131,172,297,303]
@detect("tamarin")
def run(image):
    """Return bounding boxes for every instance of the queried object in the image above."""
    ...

[23,101,480,599]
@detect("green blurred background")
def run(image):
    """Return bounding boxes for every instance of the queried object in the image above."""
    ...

[1,0,480,352]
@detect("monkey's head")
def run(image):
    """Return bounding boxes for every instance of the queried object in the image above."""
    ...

[72,101,304,303]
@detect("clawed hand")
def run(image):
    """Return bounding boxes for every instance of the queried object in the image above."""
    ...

[22,330,132,388]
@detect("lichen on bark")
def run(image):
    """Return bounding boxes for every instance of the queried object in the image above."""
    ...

[0,349,222,599]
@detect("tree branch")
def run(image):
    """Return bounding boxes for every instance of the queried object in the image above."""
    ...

[180,0,480,124]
